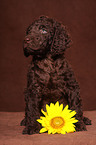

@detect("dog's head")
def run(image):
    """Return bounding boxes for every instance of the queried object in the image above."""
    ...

[23,16,71,58]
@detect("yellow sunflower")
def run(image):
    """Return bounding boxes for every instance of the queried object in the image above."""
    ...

[37,101,78,134]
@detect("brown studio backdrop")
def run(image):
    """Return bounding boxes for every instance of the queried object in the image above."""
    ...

[0,0,96,112]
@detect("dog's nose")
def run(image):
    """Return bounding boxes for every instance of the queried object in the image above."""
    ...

[24,37,30,43]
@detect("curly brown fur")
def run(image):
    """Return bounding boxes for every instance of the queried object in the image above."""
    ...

[21,16,91,135]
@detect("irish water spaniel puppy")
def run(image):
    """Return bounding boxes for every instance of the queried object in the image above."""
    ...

[21,16,91,135]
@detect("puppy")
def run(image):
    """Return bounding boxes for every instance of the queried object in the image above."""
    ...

[21,16,91,134]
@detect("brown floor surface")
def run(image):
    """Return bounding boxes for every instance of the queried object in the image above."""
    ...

[0,111,96,145]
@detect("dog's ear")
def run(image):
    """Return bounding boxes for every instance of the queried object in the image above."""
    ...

[51,20,71,57]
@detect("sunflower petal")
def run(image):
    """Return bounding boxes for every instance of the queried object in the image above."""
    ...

[68,118,78,123]
[66,126,76,133]
[61,129,66,134]
[41,109,47,116]
[68,111,77,118]
[55,101,59,108]
[50,103,54,108]
[60,104,63,111]
[64,105,69,110]
[40,128,47,133]
[52,130,57,134]
[37,119,43,124]
[48,129,52,134]
[46,104,50,114]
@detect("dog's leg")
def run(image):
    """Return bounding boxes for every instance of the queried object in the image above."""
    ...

[83,116,92,125]
[20,118,26,126]
[22,86,42,135]
[20,89,29,126]
[67,90,87,131]
[64,69,91,131]
[66,89,91,131]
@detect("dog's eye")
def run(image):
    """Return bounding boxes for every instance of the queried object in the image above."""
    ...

[40,29,47,34]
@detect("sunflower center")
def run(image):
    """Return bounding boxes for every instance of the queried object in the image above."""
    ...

[50,117,65,129]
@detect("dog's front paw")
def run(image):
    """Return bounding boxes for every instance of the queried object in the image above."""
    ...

[75,121,87,131]
[20,118,26,126]
[22,125,40,135]
[83,117,92,125]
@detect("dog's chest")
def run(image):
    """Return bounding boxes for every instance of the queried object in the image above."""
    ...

[33,57,67,85]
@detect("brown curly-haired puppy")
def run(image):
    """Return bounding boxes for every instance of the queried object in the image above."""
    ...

[21,16,91,135]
